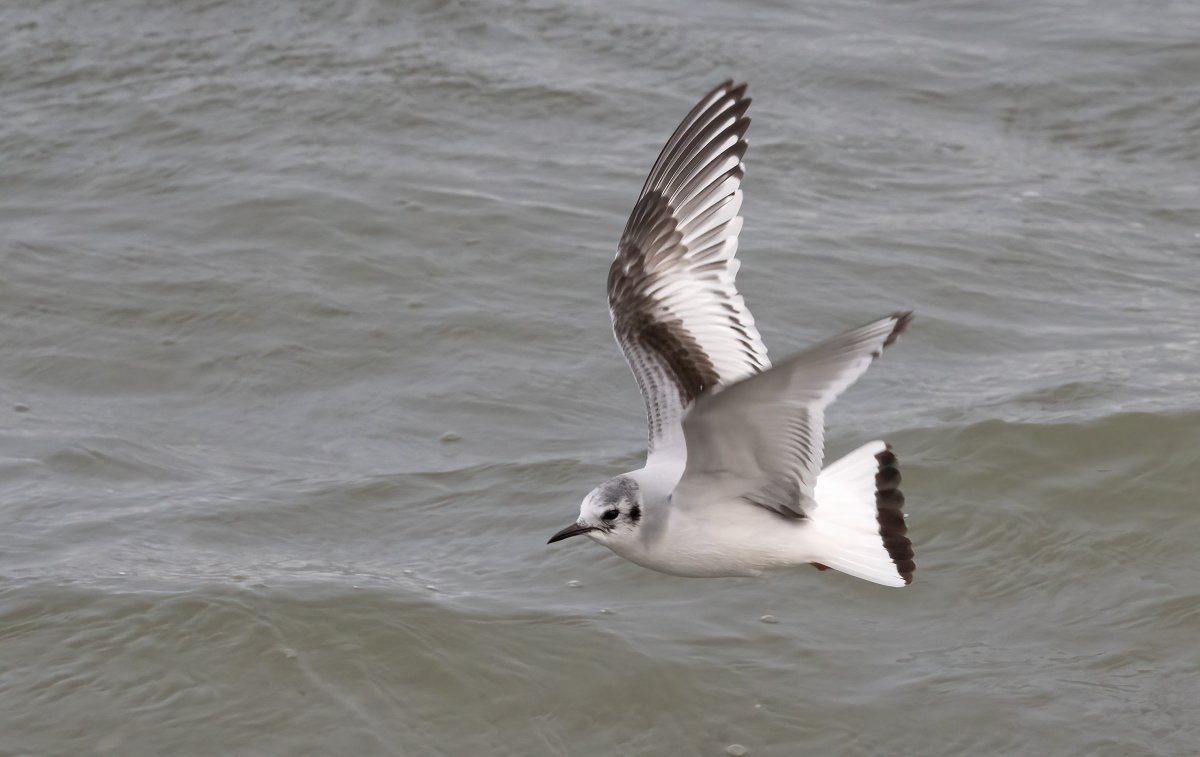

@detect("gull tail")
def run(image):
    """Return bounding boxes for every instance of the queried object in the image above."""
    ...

[809,441,915,587]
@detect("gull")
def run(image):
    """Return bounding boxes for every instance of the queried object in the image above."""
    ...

[547,81,916,587]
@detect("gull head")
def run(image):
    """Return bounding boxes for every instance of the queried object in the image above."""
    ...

[547,475,642,547]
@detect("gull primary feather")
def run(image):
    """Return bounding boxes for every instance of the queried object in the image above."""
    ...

[547,81,916,588]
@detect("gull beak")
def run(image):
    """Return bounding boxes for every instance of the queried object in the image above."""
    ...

[547,522,595,544]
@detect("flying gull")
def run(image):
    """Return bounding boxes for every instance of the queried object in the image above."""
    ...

[548,81,916,587]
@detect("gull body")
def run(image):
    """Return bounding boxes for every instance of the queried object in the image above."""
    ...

[591,469,818,578]
[548,82,916,587]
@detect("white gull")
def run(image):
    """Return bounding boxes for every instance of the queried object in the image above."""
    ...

[548,81,916,587]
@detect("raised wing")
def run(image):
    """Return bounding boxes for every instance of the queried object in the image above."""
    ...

[608,81,770,457]
[676,312,912,518]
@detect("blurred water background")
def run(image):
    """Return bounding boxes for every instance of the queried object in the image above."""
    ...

[2,0,1199,754]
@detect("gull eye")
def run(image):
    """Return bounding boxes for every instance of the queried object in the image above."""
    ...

[601,508,620,521]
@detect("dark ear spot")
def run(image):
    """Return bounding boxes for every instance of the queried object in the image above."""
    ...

[629,504,641,523]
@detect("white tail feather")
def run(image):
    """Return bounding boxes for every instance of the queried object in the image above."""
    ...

[810,441,914,587]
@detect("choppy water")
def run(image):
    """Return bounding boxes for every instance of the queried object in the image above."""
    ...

[3,0,1199,754]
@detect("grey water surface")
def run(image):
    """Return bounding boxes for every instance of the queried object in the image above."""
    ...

[2,0,1199,755]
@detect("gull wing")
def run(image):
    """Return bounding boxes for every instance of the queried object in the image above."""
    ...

[608,81,769,460]
[675,313,912,517]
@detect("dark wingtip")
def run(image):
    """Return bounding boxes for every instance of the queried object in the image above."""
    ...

[875,444,915,585]
[884,311,914,349]
[705,81,750,111]
[703,79,739,102]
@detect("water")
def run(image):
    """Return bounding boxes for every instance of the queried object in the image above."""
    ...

[2,0,1198,754]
